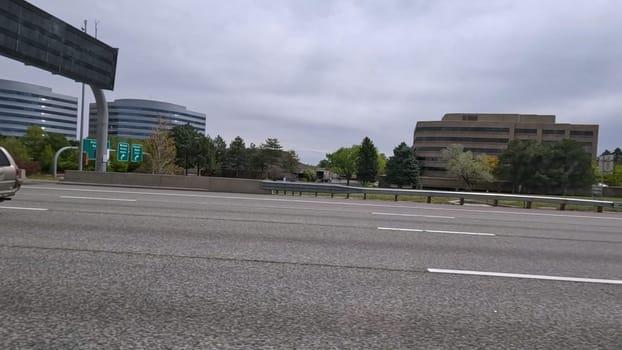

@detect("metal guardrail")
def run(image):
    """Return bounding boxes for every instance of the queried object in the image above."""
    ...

[261,181,619,212]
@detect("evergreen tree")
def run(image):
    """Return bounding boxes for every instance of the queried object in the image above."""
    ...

[281,150,300,175]
[213,135,227,176]
[225,136,247,177]
[247,143,267,178]
[171,123,201,175]
[261,138,284,178]
[356,137,379,184]
[385,142,419,188]
[195,135,215,176]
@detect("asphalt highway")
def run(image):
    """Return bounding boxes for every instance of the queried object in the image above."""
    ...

[1,183,621,349]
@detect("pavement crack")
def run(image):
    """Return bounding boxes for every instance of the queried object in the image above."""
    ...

[0,244,428,275]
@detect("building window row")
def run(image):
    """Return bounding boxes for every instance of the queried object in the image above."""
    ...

[569,130,594,136]
[105,111,203,125]
[110,131,152,138]
[0,103,77,118]
[415,136,509,143]
[1,114,76,124]
[416,126,510,133]
[1,119,75,132]
[416,146,502,154]
[0,88,76,104]
[461,115,479,121]
[107,113,202,125]
[515,128,537,134]
[0,95,77,111]
[0,126,40,135]
[106,119,203,131]
[543,129,566,135]
[108,106,203,120]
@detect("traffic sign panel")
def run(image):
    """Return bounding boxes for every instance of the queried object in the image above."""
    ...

[82,139,111,160]
[117,142,129,162]
[82,138,97,160]
[131,144,143,162]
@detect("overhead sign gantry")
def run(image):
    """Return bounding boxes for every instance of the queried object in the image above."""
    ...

[0,0,119,172]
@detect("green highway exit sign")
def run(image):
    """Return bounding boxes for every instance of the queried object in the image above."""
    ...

[117,142,129,162]
[131,144,143,162]
[82,139,110,160]
[82,138,97,160]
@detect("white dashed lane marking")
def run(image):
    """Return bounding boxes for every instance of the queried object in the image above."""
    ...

[60,196,137,202]
[372,212,455,219]
[378,227,495,236]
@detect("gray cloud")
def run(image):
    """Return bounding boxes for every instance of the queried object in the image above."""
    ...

[1,0,621,163]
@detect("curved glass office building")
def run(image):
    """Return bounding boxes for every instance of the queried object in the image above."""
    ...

[0,79,78,139]
[89,99,206,139]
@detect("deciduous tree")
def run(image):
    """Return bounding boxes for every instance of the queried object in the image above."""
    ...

[497,139,593,194]
[441,144,493,190]
[548,139,593,195]
[144,118,178,175]
[326,146,359,185]
[0,137,29,162]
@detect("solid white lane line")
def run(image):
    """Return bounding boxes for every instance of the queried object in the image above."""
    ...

[0,206,48,211]
[60,196,136,202]
[427,268,622,285]
[372,212,455,219]
[378,227,495,236]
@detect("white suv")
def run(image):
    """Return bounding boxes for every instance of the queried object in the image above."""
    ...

[0,146,21,201]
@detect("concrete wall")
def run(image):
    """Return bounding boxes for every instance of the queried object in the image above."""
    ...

[62,170,268,194]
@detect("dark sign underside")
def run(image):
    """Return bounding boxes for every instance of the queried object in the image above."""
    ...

[0,0,118,90]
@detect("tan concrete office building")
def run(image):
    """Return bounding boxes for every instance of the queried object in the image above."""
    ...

[413,113,598,177]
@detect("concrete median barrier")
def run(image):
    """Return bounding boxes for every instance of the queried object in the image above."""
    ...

[62,170,268,194]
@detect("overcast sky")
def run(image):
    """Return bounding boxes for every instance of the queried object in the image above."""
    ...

[2,0,621,164]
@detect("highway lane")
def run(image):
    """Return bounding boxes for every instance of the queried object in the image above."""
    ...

[6,183,622,277]
[1,183,621,349]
